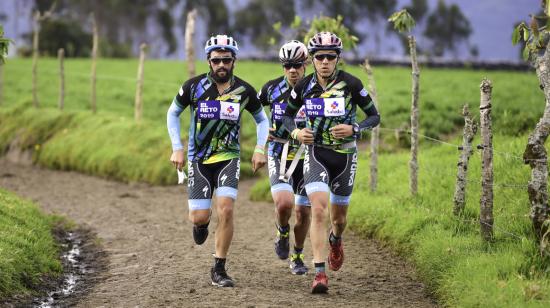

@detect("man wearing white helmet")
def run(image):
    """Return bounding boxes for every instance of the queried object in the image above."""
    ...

[283,32,380,293]
[167,34,269,287]
[258,40,311,275]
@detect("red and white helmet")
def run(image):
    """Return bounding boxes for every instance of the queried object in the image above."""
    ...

[279,40,308,64]
[204,34,239,56]
[307,32,343,55]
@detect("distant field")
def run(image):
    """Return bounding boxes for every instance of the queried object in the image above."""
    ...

[2,58,544,140]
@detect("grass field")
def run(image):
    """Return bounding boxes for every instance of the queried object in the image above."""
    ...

[0,189,62,299]
[2,57,550,306]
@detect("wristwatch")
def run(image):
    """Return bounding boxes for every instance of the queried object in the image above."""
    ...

[352,123,360,138]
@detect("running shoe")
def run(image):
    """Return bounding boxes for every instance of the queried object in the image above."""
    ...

[192,222,209,245]
[289,252,308,275]
[210,267,234,287]
[311,272,328,294]
[274,227,290,259]
[328,233,344,271]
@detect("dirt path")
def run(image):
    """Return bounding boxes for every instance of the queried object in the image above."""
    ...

[0,159,436,307]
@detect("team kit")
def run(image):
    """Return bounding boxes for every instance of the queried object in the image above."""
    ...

[167,32,380,294]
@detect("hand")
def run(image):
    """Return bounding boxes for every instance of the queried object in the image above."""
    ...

[329,124,354,139]
[296,128,314,145]
[251,147,267,173]
[267,127,276,142]
[170,149,186,170]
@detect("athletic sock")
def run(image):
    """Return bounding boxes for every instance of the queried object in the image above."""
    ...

[214,256,226,271]
[277,224,290,233]
[329,231,341,245]
[314,262,325,274]
[294,246,303,254]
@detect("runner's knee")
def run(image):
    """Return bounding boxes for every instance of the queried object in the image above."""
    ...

[189,210,210,225]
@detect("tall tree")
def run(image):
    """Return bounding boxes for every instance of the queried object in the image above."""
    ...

[302,0,397,55]
[233,0,295,51]
[393,0,429,55]
[423,0,472,57]
[182,0,230,37]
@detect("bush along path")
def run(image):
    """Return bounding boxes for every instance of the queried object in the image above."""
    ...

[0,159,436,307]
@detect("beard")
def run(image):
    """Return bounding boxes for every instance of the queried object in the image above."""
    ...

[210,65,234,83]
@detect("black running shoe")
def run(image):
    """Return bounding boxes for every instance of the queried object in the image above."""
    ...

[289,253,308,275]
[274,227,290,260]
[193,222,209,245]
[210,267,235,287]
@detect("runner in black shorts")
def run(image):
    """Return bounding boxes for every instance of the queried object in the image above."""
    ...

[167,34,269,288]
[259,40,311,275]
[282,32,380,293]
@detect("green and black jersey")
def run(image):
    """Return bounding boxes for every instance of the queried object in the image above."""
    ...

[284,70,379,154]
[258,76,306,159]
[174,73,263,163]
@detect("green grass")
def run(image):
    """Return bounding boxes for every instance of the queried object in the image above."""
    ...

[0,188,62,299]
[343,134,550,307]
[3,58,550,306]
[2,58,544,140]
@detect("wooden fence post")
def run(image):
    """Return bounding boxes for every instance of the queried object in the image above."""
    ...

[409,36,420,196]
[32,10,40,108]
[523,43,550,241]
[453,105,477,215]
[0,64,3,106]
[479,78,494,241]
[363,58,380,192]
[90,13,98,114]
[134,43,147,122]
[185,9,197,78]
[58,48,65,110]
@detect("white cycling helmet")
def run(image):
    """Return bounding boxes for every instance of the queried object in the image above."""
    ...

[279,40,308,64]
[204,34,239,56]
[307,32,343,55]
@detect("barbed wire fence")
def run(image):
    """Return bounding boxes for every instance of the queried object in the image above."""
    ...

[0,53,544,246]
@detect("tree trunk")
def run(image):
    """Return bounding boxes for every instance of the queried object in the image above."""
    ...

[185,9,197,78]
[453,105,477,215]
[0,65,3,106]
[479,78,494,242]
[524,43,550,240]
[134,43,147,122]
[409,36,420,196]
[32,11,40,108]
[58,48,65,110]
[363,58,380,192]
[90,13,98,114]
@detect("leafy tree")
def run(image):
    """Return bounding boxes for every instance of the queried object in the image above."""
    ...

[423,0,472,57]
[233,0,295,51]
[183,0,230,37]
[512,0,550,246]
[37,19,92,57]
[301,0,396,53]
[303,15,358,51]
[0,24,13,64]
[32,0,178,57]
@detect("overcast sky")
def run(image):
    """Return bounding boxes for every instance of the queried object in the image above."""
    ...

[0,0,543,62]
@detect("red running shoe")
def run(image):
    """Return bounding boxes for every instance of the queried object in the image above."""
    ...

[328,236,344,271]
[311,272,328,294]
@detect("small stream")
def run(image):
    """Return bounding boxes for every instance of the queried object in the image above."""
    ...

[35,232,87,307]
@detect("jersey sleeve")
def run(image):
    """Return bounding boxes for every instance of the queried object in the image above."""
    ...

[245,86,263,115]
[284,77,306,117]
[258,83,270,107]
[350,76,380,130]
[174,79,193,109]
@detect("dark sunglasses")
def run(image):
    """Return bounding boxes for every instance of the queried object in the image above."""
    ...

[283,62,304,69]
[210,57,234,64]
[314,54,338,61]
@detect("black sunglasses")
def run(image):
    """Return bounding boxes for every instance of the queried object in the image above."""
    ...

[283,62,304,69]
[314,54,338,61]
[210,57,234,64]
